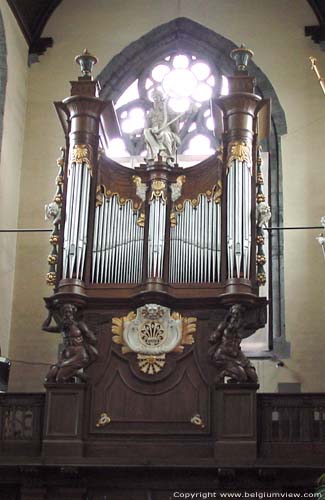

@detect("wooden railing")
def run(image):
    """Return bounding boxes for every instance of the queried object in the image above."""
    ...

[0,392,325,463]
[0,393,45,457]
[258,393,325,442]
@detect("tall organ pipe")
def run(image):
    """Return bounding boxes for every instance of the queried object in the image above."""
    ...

[169,196,221,283]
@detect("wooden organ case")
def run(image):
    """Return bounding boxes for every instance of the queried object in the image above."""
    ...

[43,47,270,467]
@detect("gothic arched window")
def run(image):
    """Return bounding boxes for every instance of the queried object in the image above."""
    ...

[98,18,289,359]
[108,52,227,163]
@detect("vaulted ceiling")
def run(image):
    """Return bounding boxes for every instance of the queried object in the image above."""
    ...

[6,0,325,57]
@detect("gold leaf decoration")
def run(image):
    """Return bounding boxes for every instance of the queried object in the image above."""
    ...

[227,140,251,171]
[171,312,197,353]
[137,212,145,227]
[214,180,223,204]
[112,311,136,354]
[137,354,166,374]
[170,211,177,228]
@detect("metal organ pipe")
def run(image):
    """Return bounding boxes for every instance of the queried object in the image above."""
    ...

[148,196,166,279]
[63,161,91,281]
[169,195,221,283]
[91,195,144,284]
[226,160,252,280]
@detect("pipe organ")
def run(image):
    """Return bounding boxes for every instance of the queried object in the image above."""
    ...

[43,46,271,468]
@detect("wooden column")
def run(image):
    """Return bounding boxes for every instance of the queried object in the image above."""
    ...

[213,383,258,465]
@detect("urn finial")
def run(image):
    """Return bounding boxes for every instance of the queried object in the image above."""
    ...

[75,48,98,79]
[230,44,254,72]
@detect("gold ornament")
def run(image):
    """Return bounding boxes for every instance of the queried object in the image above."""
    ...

[137,354,166,374]
[137,212,145,227]
[150,179,167,201]
[227,140,252,171]
[256,254,267,265]
[70,144,93,172]
[96,412,111,427]
[47,255,58,265]
[49,234,59,245]
[256,272,266,286]
[170,212,177,228]
[46,272,56,286]
[170,313,197,353]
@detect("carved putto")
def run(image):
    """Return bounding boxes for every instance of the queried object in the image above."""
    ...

[257,201,271,227]
[45,201,61,226]
[209,304,258,383]
[44,303,98,383]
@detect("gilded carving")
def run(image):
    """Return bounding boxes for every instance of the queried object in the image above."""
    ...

[174,180,222,213]
[112,305,197,374]
[70,144,93,172]
[96,412,111,427]
[227,140,252,171]
[96,185,104,207]
[190,414,205,428]
[137,354,166,374]
[150,179,167,202]
[170,211,177,228]
[46,272,57,286]
[137,212,145,227]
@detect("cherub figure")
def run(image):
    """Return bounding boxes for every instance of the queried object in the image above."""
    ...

[257,202,271,228]
[45,201,61,226]
[208,304,257,383]
[44,304,98,383]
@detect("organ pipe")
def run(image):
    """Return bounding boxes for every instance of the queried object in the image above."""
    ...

[92,195,144,284]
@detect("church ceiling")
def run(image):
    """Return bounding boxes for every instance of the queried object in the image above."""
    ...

[6,0,325,57]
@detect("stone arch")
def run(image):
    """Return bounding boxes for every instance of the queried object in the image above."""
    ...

[98,17,287,354]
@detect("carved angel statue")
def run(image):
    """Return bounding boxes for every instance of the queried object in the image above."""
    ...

[44,303,98,383]
[144,89,181,164]
[45,201,61,226]
[208,304,258,384]
[257,201,271,228]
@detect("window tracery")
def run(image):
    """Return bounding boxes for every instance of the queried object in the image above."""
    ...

[107,52,227,163]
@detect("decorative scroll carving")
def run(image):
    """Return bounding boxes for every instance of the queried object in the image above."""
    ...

[208,304,258,383]
[150,179,167,202]
[96,183,145,212]
[227,140,252,171]
[70,143,93,173]
[44,304,98,383]
[112,305,196,374]
[174,180,222,212]
[45,148,65,287]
